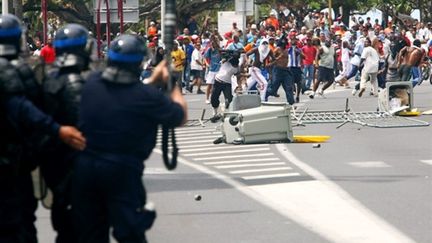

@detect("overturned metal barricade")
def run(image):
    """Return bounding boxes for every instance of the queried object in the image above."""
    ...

[185,99,429,128]
[291,100,429,128]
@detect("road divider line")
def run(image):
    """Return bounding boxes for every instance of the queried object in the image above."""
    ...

[347,161,391,168]
[420,160,432,165]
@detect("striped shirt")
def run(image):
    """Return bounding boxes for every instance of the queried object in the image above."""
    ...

[287,46,302,67]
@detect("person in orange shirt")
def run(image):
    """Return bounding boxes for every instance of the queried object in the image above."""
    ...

[266,12,280,30]
[147,21,158,38]
[243,36,258,53]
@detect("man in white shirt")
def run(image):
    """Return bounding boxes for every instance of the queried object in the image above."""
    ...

[188,41,205,94]
[359,38,380,97]
[210,53,241,122]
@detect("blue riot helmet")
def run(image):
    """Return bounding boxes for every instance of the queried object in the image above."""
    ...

[107,34,147,73]
[54,24,91,69]
[0,14,23,59]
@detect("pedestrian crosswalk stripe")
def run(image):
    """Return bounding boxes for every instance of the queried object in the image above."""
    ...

[204,157,279,165]
[174,127,217,132]
[181,144,268,153]
[420,160,432,165]
[170,130,220,136]
[229,167,293,174]
[348,161,390,168]
[183,148,270,157]
[174,135,220,141]
[170,139,215,145]
[216,162,285,169]
[193,153,274,161]
[156,143,215,149]
[242,172,301,180]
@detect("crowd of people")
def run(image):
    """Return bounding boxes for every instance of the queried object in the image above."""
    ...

[142,10,432,119]
[2,7,432,243]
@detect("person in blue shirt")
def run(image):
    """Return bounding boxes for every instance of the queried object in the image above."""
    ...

[204,39,222,103]
[72,34,187,243]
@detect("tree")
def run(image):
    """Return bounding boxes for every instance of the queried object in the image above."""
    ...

[21,0,236,33]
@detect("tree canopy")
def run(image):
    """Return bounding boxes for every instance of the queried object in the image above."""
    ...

[15,0,432,35]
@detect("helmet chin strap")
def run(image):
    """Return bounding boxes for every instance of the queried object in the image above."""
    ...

[101,66,140,84]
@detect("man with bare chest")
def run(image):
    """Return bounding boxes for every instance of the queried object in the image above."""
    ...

[265,38,295,104]
[398,39,425,86]
[246,38,274,101]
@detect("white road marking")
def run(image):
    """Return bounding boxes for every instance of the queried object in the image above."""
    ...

[175,135,220,141]
[271,144,416,243]
[153,133,415,243]
[242,173,300,180]
[144,167,175,175]
[348,161,391,168]
[180,144,268,152]
[216,162,286,169]
[420,160,432,165]
[193,153,274,161]
[172,139,215,144]
[176,126,218,132]
[204,157,279,165]
[183,148,270,157]
[230,167,293,174]
[172,129,222,136]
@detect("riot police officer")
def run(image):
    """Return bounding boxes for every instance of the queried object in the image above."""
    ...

[72,34,187,243]
[38,23,91,243]
[0,14,86,243]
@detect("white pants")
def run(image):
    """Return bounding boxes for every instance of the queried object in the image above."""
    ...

[247,66,268,101]
[360,71,378,95]
[335,60,351,82]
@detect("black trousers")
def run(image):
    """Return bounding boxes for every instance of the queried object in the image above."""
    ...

[211,81,232,109]
[0,170,37,243]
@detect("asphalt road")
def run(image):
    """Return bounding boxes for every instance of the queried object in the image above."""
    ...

[37,81,432,243]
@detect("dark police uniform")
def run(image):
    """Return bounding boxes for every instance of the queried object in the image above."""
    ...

[0,58,61,243]
[38,24,90,243]
[72,35,184,243]
[0,13,59,243]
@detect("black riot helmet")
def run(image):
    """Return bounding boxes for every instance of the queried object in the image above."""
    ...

[0,14,23,59]
[54,24,91,68]
[107,34,147,72]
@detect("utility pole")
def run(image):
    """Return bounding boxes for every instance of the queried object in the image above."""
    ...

[13,0,22,19]
[161,0,165,44]
[2,0,9,14]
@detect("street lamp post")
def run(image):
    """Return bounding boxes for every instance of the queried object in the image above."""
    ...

[42,0,48,44]
[2,0,9,14]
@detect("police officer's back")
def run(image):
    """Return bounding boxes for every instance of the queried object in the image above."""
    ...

[39,23,91,243]
[0,14,86,243]
[72,34,187,243]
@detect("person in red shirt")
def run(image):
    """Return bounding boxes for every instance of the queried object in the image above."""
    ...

[301,38,317,90]
[40,37,56,64]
